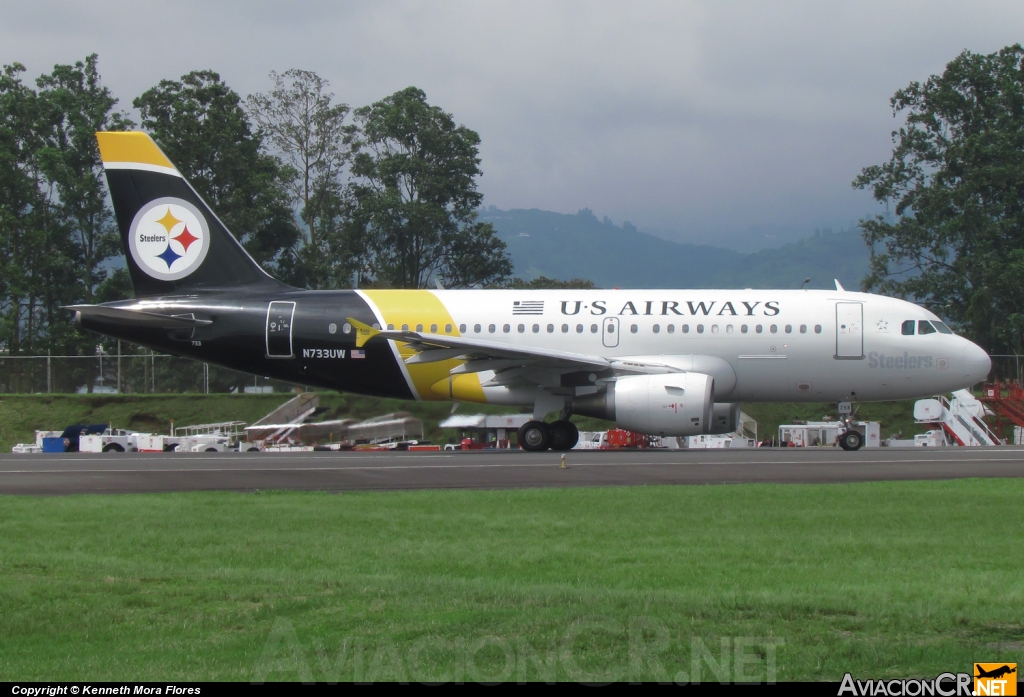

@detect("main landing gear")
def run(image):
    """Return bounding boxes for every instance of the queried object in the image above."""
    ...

[518,420,579,452]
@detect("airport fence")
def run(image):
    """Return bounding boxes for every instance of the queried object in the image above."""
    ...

[0,346,304,394]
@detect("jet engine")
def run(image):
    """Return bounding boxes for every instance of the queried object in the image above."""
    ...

[574,372,714,436]
[709,402,741,435]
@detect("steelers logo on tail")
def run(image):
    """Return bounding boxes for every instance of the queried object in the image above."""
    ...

[128,197,211,281]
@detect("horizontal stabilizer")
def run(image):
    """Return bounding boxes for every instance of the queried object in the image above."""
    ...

[67,305,213,329]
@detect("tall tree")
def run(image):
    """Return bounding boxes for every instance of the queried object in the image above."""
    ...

[35,54,132,350]
[0,62,44,358]
[246,69,351,249]
[348,87,511,288]
[134,71,300,275]
[854,44,1024,354]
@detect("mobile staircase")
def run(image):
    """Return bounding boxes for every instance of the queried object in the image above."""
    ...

[914,389,1002,446]
[979,382,1024,443]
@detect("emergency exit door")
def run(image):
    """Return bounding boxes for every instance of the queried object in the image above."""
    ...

[266,301,296,358]
[835,302,864,359]
[602,317,619,348]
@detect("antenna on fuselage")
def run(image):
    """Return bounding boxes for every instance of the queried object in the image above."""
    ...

[800,278,811,289]
[834,279,845,291]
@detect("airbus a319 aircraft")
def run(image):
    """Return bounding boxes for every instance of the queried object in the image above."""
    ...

[70,132,992,451]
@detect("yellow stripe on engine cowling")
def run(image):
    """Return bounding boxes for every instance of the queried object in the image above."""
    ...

[96,131,175,169]
[361,290,486,403]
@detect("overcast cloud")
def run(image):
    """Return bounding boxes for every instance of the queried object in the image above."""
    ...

[3,1,1022,249]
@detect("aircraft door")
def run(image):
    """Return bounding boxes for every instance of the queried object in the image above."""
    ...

[266,301,296,358]
[602,317,620,348]
[835,302,864,359]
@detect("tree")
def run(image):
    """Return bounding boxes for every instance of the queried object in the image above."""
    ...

[505,276,597,290]
[0,63,41,357]
[134,71,300,275]
[36,55,132,343]
[246,69,351,249]
[854,44,1024,354]
[348,87,511,288]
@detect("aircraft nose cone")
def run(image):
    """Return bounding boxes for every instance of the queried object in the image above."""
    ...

[962,342,991,385]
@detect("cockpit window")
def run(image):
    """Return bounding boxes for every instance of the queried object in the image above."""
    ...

[918,320,937,335]
[932,321,953,334]
[901,320,915,335]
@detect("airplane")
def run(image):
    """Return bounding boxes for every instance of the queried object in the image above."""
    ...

[68,131,993,452]
[975,665,1016,680]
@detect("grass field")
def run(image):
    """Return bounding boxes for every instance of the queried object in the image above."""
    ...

[2,480,1021,682]
[0,393,926,453]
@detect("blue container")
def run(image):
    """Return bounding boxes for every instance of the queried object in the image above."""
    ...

[42,437,65,453]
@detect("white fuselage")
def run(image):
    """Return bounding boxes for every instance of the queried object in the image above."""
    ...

[358,288,991,404]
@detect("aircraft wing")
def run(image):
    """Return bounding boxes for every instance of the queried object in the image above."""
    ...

[347,318,688,387]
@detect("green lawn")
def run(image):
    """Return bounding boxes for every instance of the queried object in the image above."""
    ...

[2,480,1021,682]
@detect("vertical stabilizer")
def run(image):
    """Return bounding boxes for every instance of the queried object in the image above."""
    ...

[96,131,286,297]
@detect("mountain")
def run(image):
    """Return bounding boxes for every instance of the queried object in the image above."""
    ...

[481,207,871,290]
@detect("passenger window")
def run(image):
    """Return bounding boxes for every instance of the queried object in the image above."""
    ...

[518,324,525,333]
[561,324,569,333]
[814,324,822,334]
[711,325,719,334]
[682,324,690,333]
[430,323,438,333]
[756,325,763,334]
[726,325,734,334]
[445,324,452,333]
[488,324,496,333]
[532,324,540,333]
[653,324,660,333]
[741,325,748,334]
[402,324,409,331]
[630,324,638,333]
[576,324,584,333]
[503,324,510,333]
[784,325,792,333]
[799,325,807,334]
[547,324,554,333]
[770,325,778,334]
[918,320,936,335]
[591,324,598,333]
[667,324,675,334]
[459,324,466,333]
[387,324,395,330]
[933,321,953,334]
[473,324,481,333]
[697,324,704,334]
[416,324,423,332]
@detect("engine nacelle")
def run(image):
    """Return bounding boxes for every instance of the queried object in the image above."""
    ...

[575,372,714,436]
[709,402,741,434]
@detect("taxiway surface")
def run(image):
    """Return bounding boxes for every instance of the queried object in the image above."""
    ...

[2,447,1024,495]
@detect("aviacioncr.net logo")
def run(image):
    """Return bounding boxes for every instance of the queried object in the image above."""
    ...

[128,197,210,281]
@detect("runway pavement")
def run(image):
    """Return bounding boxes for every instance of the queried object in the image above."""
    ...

[2,446,1024,495]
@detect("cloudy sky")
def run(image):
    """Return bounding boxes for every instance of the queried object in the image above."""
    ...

[3,1,1022,249]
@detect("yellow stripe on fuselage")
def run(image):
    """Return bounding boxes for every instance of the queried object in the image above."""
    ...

[361,290,486,403]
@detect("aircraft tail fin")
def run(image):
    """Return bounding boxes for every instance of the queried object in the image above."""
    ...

[96,131,286,298]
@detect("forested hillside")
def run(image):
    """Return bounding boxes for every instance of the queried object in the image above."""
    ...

[484,207,871,290]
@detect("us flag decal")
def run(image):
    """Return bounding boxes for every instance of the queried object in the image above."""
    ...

[513,300,544,315]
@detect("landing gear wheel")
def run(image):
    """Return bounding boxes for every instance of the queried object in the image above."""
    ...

[518,420,551,452]
[549,420,579,451]
[839,430,863,451]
